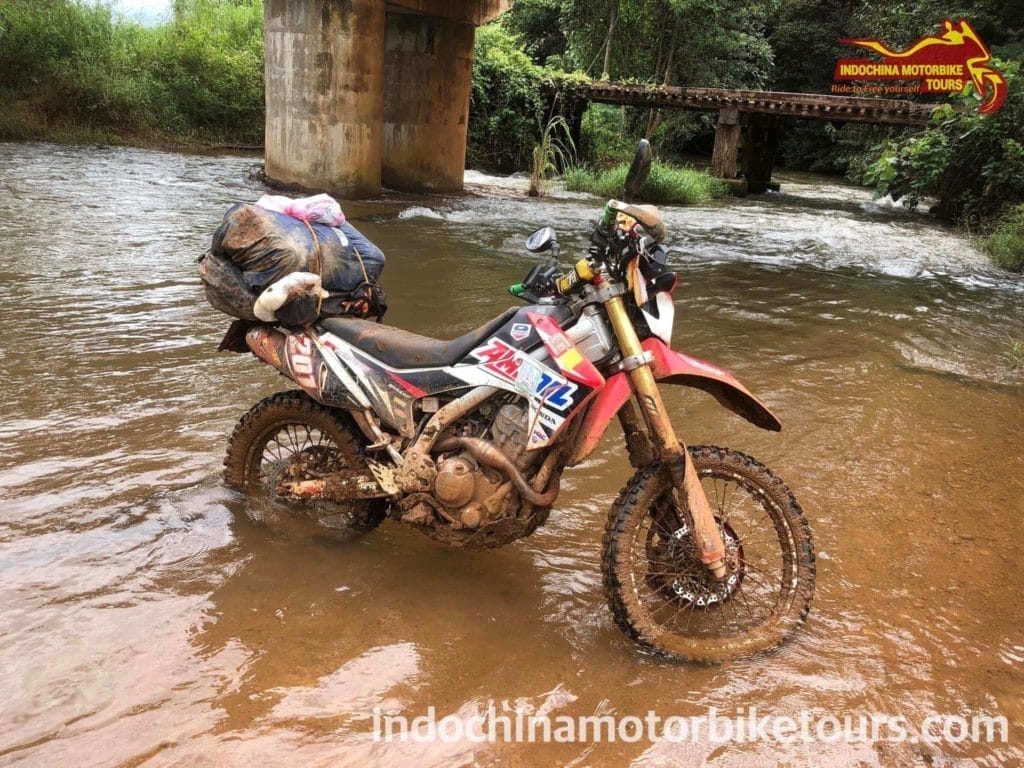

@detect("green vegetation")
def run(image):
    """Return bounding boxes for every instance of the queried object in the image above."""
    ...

[0,0,263,146]
[861,61,1024,271]
[467,24,550,173]
[564,161,728,205]
[864,62,1024,223]
[986,205,1024,272]
[529,114,575,197]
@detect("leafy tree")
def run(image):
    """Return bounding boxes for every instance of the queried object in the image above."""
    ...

[767,0,850,93]
[864,60,1024,222]
[561,0,773,87]
[502,0,568,66]
[468,24,549,172]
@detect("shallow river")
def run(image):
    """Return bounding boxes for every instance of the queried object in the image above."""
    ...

[1,143,1022,767]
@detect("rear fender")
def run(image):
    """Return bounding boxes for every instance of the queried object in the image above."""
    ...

[568,338,781,465]
[246,326,362,409]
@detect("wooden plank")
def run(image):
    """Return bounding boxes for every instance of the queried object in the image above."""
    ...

[561,82,935,126]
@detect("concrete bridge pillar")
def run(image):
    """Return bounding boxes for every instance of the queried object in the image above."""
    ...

[382,13,475,192]
[264,0,511,199]
[264,0,385,198]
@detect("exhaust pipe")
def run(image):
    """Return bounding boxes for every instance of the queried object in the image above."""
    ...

[435,437,560,507]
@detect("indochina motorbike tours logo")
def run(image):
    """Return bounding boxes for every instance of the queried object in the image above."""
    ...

[832,19,1007,113]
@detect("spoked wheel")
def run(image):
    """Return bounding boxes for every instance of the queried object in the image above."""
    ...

[603,445,814,663]
[224,391,385,539]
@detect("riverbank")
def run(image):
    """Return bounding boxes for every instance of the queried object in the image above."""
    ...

[986,205,1024,272]
[0,0,264,148]
[563,161,728,205]
[0,121,264,153]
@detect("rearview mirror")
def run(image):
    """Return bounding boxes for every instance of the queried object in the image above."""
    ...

[623,139,652,203]
[525,226,557,254]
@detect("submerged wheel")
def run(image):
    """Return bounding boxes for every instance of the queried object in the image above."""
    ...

[602,445,815,663]
[224,391,385,539]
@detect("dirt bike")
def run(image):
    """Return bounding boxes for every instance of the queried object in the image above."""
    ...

[222,141,815,662]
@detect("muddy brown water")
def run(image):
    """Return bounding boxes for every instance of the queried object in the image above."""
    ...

[1,142,1022,767]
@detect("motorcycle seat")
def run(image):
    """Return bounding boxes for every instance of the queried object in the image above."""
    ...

[321,307,518,369]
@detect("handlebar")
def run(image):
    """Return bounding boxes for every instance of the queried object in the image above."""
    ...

[606,200,666,243]
[508,199,666,301]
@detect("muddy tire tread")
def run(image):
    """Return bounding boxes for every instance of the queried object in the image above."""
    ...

[601,445,815,663]
[223,390,385,537]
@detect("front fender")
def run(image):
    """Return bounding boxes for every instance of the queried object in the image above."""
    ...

[568,338,781,465]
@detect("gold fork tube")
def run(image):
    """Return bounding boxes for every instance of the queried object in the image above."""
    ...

[603,295,728,578]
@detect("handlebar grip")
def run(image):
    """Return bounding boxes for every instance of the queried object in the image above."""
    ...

[599,203,617,231]
[608,200,666,242]
[508,283,526,297]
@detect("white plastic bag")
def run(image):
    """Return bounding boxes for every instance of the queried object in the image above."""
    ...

[256,193,345,228]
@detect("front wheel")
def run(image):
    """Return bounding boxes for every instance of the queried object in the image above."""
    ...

[602,445,814,662]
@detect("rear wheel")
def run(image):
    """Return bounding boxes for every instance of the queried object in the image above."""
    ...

[224,391,385,539]
[602,445,814,662]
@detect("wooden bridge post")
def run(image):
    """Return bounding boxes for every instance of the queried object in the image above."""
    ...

[710,108,741,180]
[566,97,586,164]
[742,113,780,194]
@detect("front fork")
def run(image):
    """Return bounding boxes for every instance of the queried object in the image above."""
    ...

[603,294,729,579]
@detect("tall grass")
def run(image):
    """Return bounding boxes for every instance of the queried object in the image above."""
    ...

[564,160,728,205]
[0,0,264,145]
[986,204,1024,273]
[529,114,575,197]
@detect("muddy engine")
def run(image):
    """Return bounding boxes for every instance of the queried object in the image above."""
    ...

[488,402,541,471]
[411,399,546,547]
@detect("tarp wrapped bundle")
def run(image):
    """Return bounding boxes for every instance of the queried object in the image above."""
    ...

[199,200,386,324]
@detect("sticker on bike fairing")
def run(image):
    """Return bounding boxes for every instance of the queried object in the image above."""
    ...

[514,355,577,412]
[320,336,420,436]
[285,334,319,393]
[470,338,578,411]
[527,312,604,389]
[530,425,549,448]
[510,323,532,342]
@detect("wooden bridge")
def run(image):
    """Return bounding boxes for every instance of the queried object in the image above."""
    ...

[558,81,937,193]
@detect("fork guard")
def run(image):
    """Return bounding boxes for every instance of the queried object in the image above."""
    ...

[568,338,782,466]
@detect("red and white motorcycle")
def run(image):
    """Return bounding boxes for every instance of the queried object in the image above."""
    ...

[223,141,815,662]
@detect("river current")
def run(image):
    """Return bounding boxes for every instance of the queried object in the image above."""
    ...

[0,142,1022,766]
